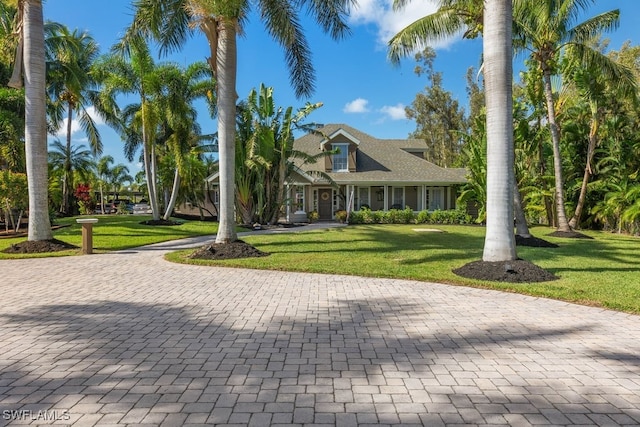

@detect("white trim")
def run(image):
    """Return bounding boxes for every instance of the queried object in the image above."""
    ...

[391,186,405,209]
[319,128,361,150]
[357,186,370,209]
[332,143,350,172]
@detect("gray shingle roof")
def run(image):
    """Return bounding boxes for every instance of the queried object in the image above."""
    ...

[294,124,467,185]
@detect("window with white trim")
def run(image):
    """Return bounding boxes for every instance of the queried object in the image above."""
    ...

[392,187,404,209]
[332,143,349,172]
[429,187,444,210]
[357,187,370,209]
[294,186,305,212]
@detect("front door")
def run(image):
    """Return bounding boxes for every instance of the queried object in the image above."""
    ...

[318,188,333,220]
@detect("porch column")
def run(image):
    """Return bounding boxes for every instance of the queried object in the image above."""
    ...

[285,184,291,222]
[348,185,354,212]
[383,186,388,211]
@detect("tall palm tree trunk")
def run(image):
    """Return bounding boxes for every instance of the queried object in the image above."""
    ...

[141,143,160,219]
[569,116,599,229]
[270,150,288,225]
[140,100,160,221]
[514,183,531,238]
[482,0,516,262]
[215,18,238,244]
[62,104,74,215]
[536,117,554,226]
[541,70,572,232]
[23,0,52,241]
[163,169,180,221]
[99,183,105,214]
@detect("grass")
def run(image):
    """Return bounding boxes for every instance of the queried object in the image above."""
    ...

[0,215,219,259]
[166,224,640,315]
[3,218,639,314]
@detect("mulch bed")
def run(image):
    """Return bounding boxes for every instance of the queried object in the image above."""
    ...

[548,230,593,239]
[188,240,269,260]
[1,238,78,254]
[515,234,559,248]
[0,224,69,239]
[453,259,558,283]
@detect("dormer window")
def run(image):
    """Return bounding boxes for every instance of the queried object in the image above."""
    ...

[333,143,349,172]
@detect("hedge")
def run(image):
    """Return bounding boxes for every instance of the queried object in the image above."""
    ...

[348,207,472,225]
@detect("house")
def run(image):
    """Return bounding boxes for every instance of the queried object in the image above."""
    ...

[287,124,467,221]
[205,124,467,223]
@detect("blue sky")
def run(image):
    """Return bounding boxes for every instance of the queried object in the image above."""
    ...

[43,0,640,172]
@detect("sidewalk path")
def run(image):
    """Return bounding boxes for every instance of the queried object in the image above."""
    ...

[1,225,639,426]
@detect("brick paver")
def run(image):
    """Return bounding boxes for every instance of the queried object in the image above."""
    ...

[1,228,640,426]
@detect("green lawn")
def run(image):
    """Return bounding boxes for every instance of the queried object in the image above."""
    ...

[3,219,639,314]
[0,215,219,258]
[167,224,640,314]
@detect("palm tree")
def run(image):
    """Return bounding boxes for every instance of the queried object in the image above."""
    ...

[94,39,164,220]
[512,0,632,233]
[561,48,637,229]
[95,155,114,214]
[126,0,355,244]
[388,0,482,63]
[389,0,529,246]
[153,62,215,220]
[46,25,104,215]
[108,163,133,200]
[235,84,324,225]
[178,150,213,220]
[481,0,516,261]
[94,155,133,213]
[9,0,52,241]
[48,139,94,214]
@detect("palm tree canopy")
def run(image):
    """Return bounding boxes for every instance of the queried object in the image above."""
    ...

[388,0,483,64]
[48,139,94,180]
[126,0,355,98]
[512,0,635,94]
[45,24,104,155]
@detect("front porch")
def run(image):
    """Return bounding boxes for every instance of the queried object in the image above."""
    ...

[284,184,460,222]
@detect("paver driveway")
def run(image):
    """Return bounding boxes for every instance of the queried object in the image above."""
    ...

[1,233,640,426]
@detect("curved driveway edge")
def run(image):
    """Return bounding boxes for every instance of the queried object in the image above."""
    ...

[1,230,639,426]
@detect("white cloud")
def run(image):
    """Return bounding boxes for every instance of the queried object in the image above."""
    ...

[343,98,370,113]
[54,106,106,139]
[380,103,407,120]
[349,0,456,50]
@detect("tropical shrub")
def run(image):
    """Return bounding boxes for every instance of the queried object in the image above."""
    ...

[307,210,319,223]
[416,210,431,223]
[0,170,28,233]
[348,208,471,225]
[335,210,348,223]
[385,207,415,224]
[74,183,94,215]
[373,210,386,224]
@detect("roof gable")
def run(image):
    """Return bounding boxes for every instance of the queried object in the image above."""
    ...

[319,128,360,150]
[294,124,467,184]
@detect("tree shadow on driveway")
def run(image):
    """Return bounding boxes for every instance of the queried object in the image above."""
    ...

[1,297,638,426]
